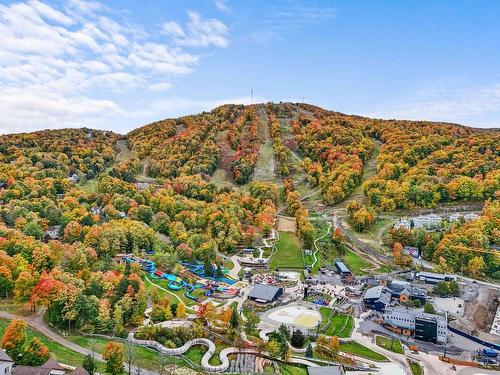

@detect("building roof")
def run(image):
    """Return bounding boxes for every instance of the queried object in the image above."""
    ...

[418,271,446,279]
[41,359,65,371]
[335,261,350,273]
[248,284,282,302]
[308,366,344,375]
[12,367,52,375]
[416,312,447,324]
[363,285,385,299]
[0,349,13,362]
[70,366,90,375]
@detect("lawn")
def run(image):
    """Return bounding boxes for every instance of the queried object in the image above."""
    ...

[408,360,423,375]
[376,335,404,354]
[339,341,388,361]
[184,344,222,366]
[0,298,32,316]
[342,249,372,275]
[319,307,353,338]
[269,232,304,270]
[0,318,105,371]
[67,334,187,372]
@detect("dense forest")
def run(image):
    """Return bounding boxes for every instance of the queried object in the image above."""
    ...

[0,101,498,333]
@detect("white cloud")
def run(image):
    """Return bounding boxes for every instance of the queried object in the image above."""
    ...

[371,81,500,126]
[0,0,228,134]
[214,0,230,13]
[162,11,229,48]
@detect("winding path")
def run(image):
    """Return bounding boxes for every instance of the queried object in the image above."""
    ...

[310,222,332,268]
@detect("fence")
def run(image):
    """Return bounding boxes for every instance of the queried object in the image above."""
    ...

[448,325,500,351]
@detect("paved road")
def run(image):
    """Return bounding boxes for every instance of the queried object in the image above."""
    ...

[0,310,159,375]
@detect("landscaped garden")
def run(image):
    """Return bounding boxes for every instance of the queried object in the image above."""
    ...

[339,341,388,361]
[376,335,404,354]
[319,307,354,338]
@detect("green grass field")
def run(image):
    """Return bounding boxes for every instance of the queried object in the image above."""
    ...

[375,335,404,354]
[319,308,353,338]
[0,318,105,371]
[66,334,179,372]
[184,345,222,366]
[342,249,372,275]
[408,360,423,375]
[269,232,304,270]
[339,341,388,361]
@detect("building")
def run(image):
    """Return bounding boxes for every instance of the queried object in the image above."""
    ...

[334,261,352,278]
[242,248,254,258]
[464,213,480,222]
[417,271,456,285]
[0,349,13,375]
[308,365,345,375]
[383,307,415,334]
[44,226,61,242]
[403,246,419,258]
[449,213,462,223]
[412,214,442,230]
[363,285,392,311]
[387,280,427,305]
[415,313,448,344]
[383,307,448,344]
[394,219,411,231]
[12,358,69,375]
[247,284,283,304]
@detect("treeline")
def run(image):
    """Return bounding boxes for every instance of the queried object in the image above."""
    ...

[290,109,374,205]
[268,109,293,176]
[229,107,260,184]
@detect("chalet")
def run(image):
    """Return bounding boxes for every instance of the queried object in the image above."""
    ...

[386,280,427,304]
[248,284,283,304]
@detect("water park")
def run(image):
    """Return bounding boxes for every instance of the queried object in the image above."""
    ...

[116,255,239,301]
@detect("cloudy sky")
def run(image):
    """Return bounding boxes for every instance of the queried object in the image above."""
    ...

[1,0,499,134]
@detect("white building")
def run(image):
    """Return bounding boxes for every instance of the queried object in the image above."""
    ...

[449,213,462,223]
[0,349,13,375]
[383,307,416,330]
[464,213,480,222]
[394,219,411,231]
[412,214,442,229]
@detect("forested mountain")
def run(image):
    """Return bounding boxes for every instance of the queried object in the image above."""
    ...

[0,102,498,336]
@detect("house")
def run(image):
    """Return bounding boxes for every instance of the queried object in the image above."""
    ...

[394,219,411,231]
[449,213,462,223]
[403,246,419,258]
[242,248,254,258]
[44,226,61,242]
[383,307,448,344]
[0,349,13,375]
[68,174,79,183]
[308,365,345,375]
[417,271,456,285]
[334,261,352,278]
[363,285,392,311]
[464,213,480,222]
[247,284,283,304]
[12,358,68,375]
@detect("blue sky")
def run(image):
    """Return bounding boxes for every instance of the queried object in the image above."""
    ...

[1,0,499,134]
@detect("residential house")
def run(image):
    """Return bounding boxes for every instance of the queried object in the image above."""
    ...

[0,349,13,375]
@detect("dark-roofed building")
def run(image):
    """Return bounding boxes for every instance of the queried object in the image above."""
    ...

[12,358,68,375]
[363,285,392,311]
[417,271,456,285]
[403,246,419,258]
[0,349,13,375]
[334,261,352,278]
[387,280,427,305]
[247,284,283,304]
[308,365,345,375]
